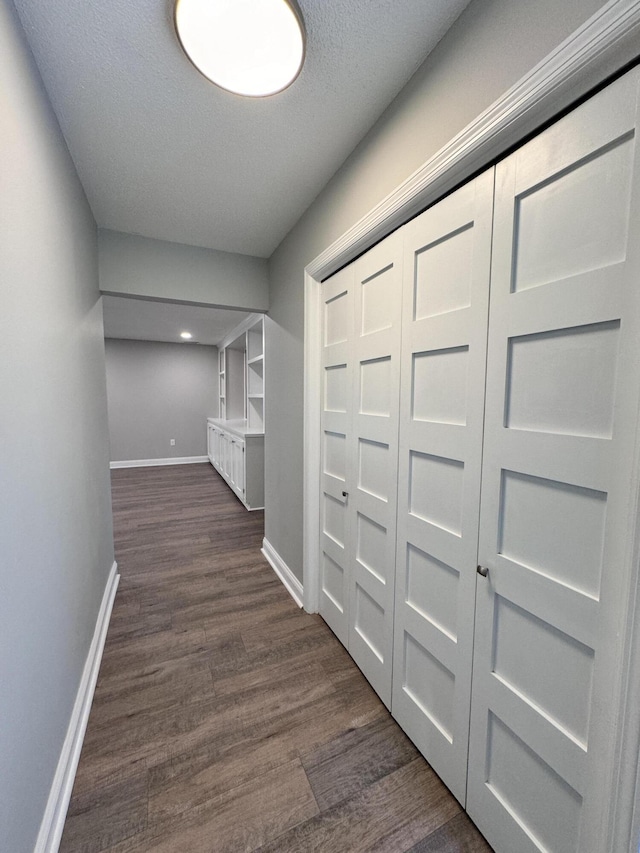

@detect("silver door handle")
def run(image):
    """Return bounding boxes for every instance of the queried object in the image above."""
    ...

[477,565,489,578]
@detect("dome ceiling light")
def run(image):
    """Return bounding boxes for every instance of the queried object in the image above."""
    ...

[174,0,306,98]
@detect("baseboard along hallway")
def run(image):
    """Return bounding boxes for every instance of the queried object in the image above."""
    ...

[59,463,493,852]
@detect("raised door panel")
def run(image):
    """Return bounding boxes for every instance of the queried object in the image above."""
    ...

[214,427,221,469]
[467,68,640,853]
[347,230,403,708]
[319,266,355,647]
[226,434,233,481]
[219,432,229,478]
[244,436,265,510]
[214,428,222,471]
[392,169,494,802]
[228,437,237,488]
[232,439,245,498]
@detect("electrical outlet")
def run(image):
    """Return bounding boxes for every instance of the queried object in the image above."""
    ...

[170,439,176,446]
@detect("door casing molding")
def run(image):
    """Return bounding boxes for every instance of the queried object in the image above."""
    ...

[303,2,640,849]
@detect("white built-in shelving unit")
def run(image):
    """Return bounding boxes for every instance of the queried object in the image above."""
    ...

[207,314,265,510]
[218,348,226,419]
[246,319,264,431]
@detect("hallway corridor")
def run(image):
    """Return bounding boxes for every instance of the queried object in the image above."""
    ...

[60,463,492,852]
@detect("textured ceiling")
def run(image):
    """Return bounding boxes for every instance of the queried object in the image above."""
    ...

[102,296,251,345]
[13,0,472,258]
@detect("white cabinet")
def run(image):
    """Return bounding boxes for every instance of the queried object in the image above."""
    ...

[218,314,264,429]
[317,67,640,853]
[229,435,244,495]
[207,418,264,510]
[207,314,265,510]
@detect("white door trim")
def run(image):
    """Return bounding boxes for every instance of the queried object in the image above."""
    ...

[609,424,640,853]
[304,0,640,285]
[303,269,322,613]
[303,1,640,848]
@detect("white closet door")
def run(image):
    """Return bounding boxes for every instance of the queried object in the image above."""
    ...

[467,68,640,853]
[319,265,355,647]
[347,231,403,707]
[392,170,494,802]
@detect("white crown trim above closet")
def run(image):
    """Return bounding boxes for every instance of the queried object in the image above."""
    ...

[306,0,640,283]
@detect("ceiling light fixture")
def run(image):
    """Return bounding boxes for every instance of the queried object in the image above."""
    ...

[174,0,305,97]
[180,331,193,339]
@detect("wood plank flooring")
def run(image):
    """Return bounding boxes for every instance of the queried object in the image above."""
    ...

[60,463,493,853]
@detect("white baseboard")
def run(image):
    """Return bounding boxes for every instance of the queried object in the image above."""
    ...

[262,538,304,608]
[34,561,120,853]
[110,455,208,469]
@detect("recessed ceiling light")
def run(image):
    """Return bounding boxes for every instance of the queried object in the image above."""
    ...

[180,331,193,339]
[174,0,305,97]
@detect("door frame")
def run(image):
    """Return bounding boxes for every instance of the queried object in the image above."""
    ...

[302,2,640,850]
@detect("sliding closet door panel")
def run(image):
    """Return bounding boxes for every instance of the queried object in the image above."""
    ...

[347,230,403,708]
[468,68,640,853]
[319,266,355,647]
[392,169,494,803]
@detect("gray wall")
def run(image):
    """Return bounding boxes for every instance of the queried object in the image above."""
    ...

[265,0,604,581]
[99,228,269,312]
[105,339,219,462]
[0,2,115,850]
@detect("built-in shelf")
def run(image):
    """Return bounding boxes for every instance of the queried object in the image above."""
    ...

[247,324,264,363]
[247,397,263,432]
[210,315,265,507]
[215,316,264,426]
[219,349,226,419]
[247,357,263,401]
[207,418,264,510]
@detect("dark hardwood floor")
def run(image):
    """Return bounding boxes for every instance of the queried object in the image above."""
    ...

[60,463,492,852]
